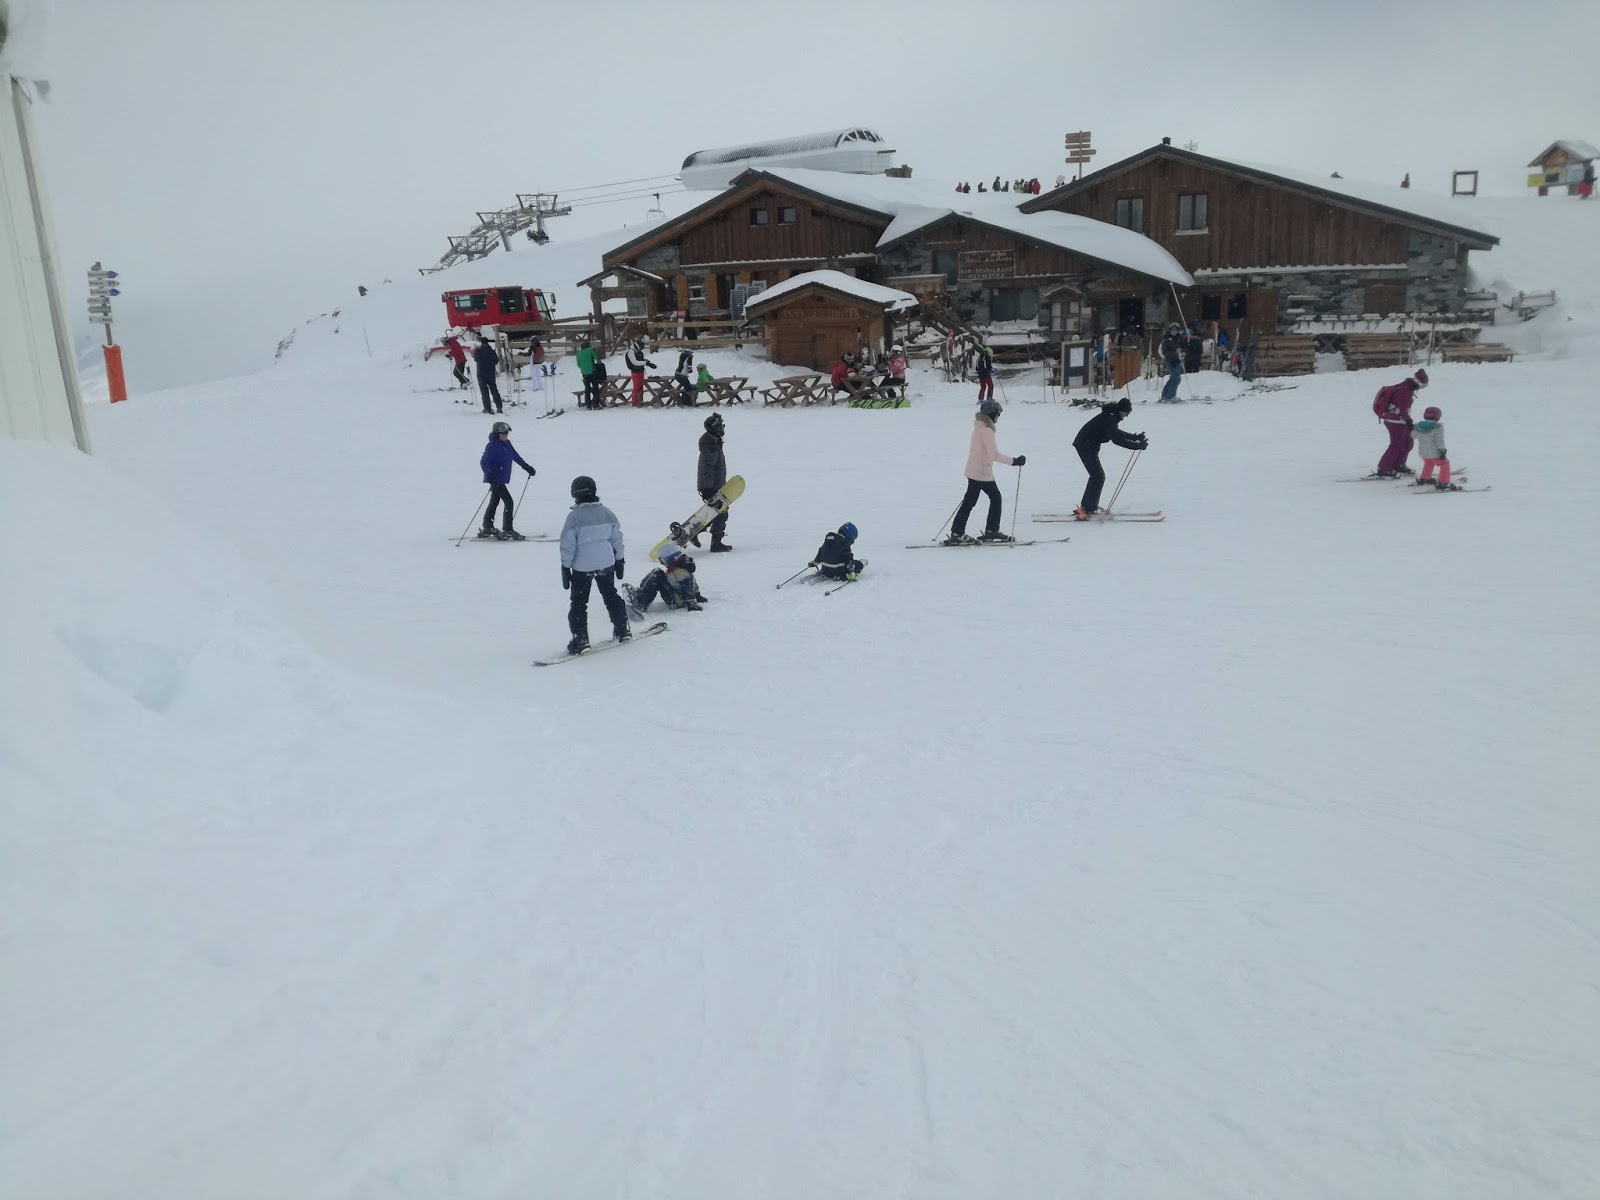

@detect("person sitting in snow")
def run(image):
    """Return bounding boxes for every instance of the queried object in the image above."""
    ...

[811,522,866,581]
[1412,404,1459,490]
[623,543,704,616]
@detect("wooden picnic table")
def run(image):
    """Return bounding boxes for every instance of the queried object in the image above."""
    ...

[761,374,830,406]
[700,376,755,406]
[570,376,634,408]
[643,375,692,406]
[838,373,899,403]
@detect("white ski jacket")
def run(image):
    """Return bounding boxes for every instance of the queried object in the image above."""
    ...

[1414,419,1448,460]
[560,501,625,572]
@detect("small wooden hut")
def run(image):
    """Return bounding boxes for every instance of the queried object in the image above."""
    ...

[742,270,917,371]
[1526,141,1597,197]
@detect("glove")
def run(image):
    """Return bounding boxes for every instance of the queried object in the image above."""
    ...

[845,572,859,582]
[614,560,625,581]
[524,464,536,476]
[1405,417,1415,430]
[647,360,657,369]
[808,561,818,569]
[561,567,572,590]
[1135,434,1149,449]
[1012,454,1027,467]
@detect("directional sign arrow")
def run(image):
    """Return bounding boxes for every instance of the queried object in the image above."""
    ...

[88,314,114,324]
[88,286,121,296]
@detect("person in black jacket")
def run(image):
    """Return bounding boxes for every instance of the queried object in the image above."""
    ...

[473,335,503,413]
[696,412,731,551]
[811,522,865,580]
[1072,397,1147,518]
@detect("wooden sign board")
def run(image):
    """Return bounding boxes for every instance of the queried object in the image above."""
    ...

[958,249,1016,281]
[779,306,873,322]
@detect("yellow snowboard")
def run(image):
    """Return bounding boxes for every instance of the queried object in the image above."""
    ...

[650,475,745,561]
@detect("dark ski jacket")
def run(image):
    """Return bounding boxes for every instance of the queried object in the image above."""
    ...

[1073,406,1142,452]
[473,340,499,376]
[697,431,727,494]
[975,348,994,379]
[813,531,861,576]
[1159,331,1187,368]
[481,436,533,485]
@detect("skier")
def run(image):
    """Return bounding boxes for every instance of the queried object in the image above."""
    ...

[474,335,503,413]
[444,335,469,389]
[1072,397,1146,519]
[624,543,704,616]
[559,474,630,654]
[811,522,866,580]
[975,343,995,403]
[1158,323,1187,401]
[576,338,600,408]
[944,399,1026,545]
[624,337,657,407]
[1413,404,1459,490]
[695,412,733,552]
[673,349,696,406]
[478,420,536,540]
[1373,368,1428,477]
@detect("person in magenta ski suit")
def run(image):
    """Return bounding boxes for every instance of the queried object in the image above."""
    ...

[1373,368,1428,476]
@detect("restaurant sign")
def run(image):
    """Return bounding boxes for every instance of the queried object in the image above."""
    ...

[958,249,1016,281]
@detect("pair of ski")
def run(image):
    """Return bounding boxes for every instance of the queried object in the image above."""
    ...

[450,533,558,544]
[905,536,1071,549]
[534,408,566,420]
[1339,472,1488,493]
[533,622,668,667]
[1033,510,1165,523]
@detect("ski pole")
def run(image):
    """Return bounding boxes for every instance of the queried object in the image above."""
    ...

[1010,464,1023,539]
[823,578,855,597]
[932,500,962,543]
[454,488,491,547]
[513,472,532,523]
[776,565,815,589]
[1105,449,1141,515]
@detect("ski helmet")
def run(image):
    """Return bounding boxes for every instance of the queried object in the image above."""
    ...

[570,475,598,501]
[1113,396,1133,414]
[491,421,511,435]
[979,399,1002,419]
[838,522,858,542]
[1423,406,1441,421]
[704,413,724,433]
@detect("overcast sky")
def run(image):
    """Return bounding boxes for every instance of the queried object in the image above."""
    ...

[23,0,1600,391]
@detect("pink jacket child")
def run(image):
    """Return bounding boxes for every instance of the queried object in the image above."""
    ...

[1373,368,1428,476]
[945,401,1026,544]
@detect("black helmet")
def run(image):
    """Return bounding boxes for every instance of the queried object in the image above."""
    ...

[704,413,724,433]
[1113,396,1132,414]
[979,399,1002,419]
[491,421,511,435]
[570,475,598,501]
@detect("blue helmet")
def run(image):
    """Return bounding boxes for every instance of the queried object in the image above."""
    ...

[838,522,858,542]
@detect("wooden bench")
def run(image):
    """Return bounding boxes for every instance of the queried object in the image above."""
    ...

[570,376,634,408]
[1440,343,1515,363]
[761,374,830,407]
[1251,335,1317,377]
[1507,290,1556,320]
[1342,333,1414,371]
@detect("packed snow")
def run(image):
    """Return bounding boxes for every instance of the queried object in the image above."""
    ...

[4,194,1599,1199]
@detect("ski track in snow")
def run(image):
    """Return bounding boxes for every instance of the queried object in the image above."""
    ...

[6,201,1600,1199]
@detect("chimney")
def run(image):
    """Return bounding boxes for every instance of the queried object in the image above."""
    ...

[1162,136,1171,146]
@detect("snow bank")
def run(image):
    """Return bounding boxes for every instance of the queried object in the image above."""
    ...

[1461,195,1600,359]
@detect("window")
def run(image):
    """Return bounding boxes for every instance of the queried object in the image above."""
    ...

[990,287,1040,322]
[1226,293,1248,319]
[1199,293,1222,320]
[688,283,705,302]
[451,293,488,313]
[778,206,797,225]
[749,208,769,226]
[1178,193,1209,232]
[934,250,959,285]
[1114,197,1145,233]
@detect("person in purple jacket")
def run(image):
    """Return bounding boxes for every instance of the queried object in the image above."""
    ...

[478,421,536,540]
[1372,368,1428,477]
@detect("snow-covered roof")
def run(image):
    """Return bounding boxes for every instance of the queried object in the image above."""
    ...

[742,270,917,316]
[1528,140,1599,166]
[682,129,887,170]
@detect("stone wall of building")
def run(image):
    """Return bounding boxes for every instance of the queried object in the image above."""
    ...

[1406,231,1470,314]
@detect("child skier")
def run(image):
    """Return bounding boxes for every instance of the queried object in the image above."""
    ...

[478,421,536,540]
[811,522,866,580]
[975,343,995,403]
[1072,397,1147,519]
[1413,405,1459,490]
[944,399,1026,545]
[624,544,704,616]
[559,475,629,654]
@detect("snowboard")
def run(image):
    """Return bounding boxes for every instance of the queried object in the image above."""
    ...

[533,621,668,666]
[905,537,1071,549]
[1032,511,1164,523]
[650,476,745,561]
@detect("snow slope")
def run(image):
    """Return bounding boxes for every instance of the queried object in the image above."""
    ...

[4,197,1599,1199]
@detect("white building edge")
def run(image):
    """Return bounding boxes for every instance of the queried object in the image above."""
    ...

[680,128,894,191]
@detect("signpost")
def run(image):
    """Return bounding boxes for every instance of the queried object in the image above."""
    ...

[87,262,127,401]
[1065,131,1096,180]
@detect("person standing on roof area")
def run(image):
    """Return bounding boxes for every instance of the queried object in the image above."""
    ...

[1158,323,1188,402]
[443,335,469,390]
[576,338,600,409]
[559,475,630,655]
[478,421,536,540]
[696,412,733,551]
[975,343,996,404]
[992,175,1002,192]
[474,335,504,413]
[1072,397,1146,519]
[625,336,657,407]
[944,400,1025,545]
[1373,368,1428,477]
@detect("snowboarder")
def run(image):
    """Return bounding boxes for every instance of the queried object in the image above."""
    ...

[1413,404,1458,490]
[944,400,1026,545]
[1373,368,1428,476]
[975,343,995,403]
[1158,323,1187,401]
[811,522,866,580]
[697,412,732,551]
[1072,397,1146,519]
[559,474,629,654]
[624,543,703,616]
[478,421,536,540]
[444,335,469,389]
[576,339,600,409]
[474,335,503,413]
[625,337,657,407]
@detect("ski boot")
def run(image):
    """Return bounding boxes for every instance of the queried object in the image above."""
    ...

[501,528,527,541]
[942,532,976,546]
[1435,481,1461,491]
[1394,465,1414,475]
[979,531,1015,543]
[613,626,632,644]
[1073,506,1095,521]
[476,526,497,539]
[710,540,733,553]
[565,636,589,656]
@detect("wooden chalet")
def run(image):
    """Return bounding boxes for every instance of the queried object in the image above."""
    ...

[741,271,916,371]
[1526,140,1597,196]
[1019,140,1500,336]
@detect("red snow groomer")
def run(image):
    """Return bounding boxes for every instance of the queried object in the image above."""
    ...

[441,286,554,331]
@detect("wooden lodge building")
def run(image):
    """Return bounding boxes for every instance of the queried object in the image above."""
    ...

[1019,141,1500,336]
[591,167,1194,354]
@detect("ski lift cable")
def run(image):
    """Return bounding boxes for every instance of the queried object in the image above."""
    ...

[547,172,682,195]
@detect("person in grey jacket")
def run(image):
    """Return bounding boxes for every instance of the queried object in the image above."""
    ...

[696,412,732,552]
[558,475,629,654]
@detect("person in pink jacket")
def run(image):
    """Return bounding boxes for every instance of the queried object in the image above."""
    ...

[944,400,1027,544]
